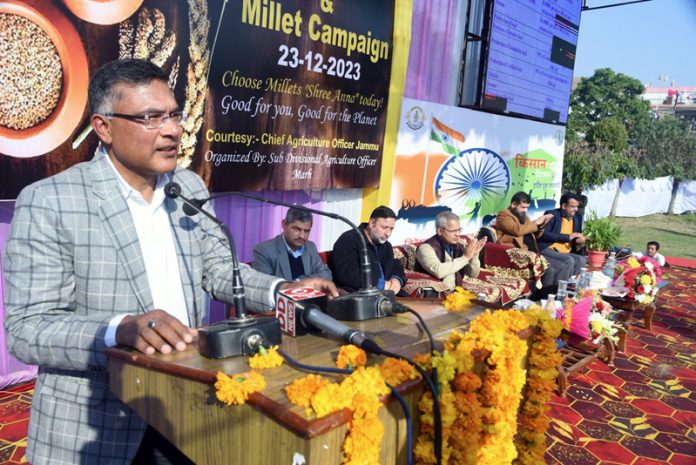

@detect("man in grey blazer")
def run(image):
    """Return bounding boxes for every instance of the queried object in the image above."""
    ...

[2,59,335,465]
[253,208,332,281]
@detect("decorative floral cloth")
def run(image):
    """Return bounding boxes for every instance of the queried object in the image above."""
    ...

[395,242,530,304]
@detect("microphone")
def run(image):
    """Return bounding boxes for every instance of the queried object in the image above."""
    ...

[175,189,395,321]
[275,287,326,336]
[301,305,382,355]
[164,181,282,358]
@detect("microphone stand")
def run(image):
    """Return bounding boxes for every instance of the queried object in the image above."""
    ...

[194,190,395,321]
[165,182,281,358]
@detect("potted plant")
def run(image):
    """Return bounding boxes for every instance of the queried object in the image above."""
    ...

[583,211,622,268]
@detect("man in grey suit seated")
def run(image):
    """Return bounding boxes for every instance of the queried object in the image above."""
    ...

[253,208,332,281]
[2,59,336,465]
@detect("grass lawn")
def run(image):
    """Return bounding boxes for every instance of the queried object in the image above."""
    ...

[612,213,696,260]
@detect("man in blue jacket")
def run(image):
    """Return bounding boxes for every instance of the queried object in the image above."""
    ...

[538,192,587,281]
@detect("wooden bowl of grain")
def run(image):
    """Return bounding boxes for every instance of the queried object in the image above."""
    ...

[0,0,89,158]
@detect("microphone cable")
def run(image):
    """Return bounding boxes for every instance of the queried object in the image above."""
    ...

[364,346,443,465]
[277,349,413,465]
[389,303,439,398]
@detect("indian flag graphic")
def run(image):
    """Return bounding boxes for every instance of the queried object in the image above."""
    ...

[430,117,465,156]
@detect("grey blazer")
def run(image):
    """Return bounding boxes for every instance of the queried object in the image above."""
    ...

[252,234,332,281]
[2,152,280,465]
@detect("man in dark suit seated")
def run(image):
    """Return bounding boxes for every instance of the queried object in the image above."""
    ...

[330,206,407,295]
[252,208,332,281]
[538,192,587,280]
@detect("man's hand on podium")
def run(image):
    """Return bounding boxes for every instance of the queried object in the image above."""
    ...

[116,309,198,355]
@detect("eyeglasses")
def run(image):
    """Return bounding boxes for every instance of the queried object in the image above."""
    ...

[444,227,462,234]
[103,110,188,129]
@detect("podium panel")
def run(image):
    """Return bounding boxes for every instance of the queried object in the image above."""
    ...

[107,299,488,464]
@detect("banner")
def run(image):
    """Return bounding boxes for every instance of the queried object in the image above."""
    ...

[0,0,394,199]
[389,98,566,245]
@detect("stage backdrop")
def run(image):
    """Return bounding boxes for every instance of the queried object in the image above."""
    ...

[389,97,566,245]
[0,0,395,198]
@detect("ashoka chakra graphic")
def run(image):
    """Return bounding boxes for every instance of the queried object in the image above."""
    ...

[434,148,511,209]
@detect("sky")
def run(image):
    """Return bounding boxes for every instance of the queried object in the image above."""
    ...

[574,0,696,87]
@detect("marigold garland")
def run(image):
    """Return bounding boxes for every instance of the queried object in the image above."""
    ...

[214,370,266,406]
[337,344,367,370]
[285,365,391,465]
[414,309,532,465]
[285,374,330,416]
[248,345,284,369]
[513,306,563,465]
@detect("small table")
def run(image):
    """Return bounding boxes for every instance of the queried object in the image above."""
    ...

[556,331,615,397]
[603,281,670,352]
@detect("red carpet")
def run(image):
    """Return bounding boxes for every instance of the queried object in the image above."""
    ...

[545,266,696,464]
[1,267,695,464]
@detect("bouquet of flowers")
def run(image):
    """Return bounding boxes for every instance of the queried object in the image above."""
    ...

[557,289,620,344]
[613,256,662,304]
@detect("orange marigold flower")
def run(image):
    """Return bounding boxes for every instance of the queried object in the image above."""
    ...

[336,344,367,370]
[285,374,330,414]
[379,357,419,386]
[214,370,266,406]
[453,372,482,392]
[413,352,432,369]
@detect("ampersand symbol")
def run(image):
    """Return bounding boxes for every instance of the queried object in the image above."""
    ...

[320,0,334,14]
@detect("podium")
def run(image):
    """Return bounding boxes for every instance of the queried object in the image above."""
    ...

[107,299,487,465]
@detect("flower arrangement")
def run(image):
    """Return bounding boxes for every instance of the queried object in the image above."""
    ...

[613,255,662,304]
[557,289,620,344]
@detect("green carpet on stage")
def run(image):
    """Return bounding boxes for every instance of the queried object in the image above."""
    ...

[1,266,695,464]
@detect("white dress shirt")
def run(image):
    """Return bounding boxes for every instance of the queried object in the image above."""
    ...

[103,149,188,346]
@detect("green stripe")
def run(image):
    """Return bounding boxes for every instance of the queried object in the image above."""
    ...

[430,130,459,156]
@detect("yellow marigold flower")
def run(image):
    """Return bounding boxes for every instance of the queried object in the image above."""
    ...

[640,274,652,285]
[413,436,436,464]
[379,357,419,386]
[311,383,351,418]
[432,351,457,386]
[248,345,284,369]
[443,286,476,311]
[336,344,367,370]
[214,370,266,406]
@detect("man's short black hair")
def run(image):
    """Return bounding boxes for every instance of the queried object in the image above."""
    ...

[88,59,169,115]
[285,207,313,224]
[647,241,660,250]
[511,191,531,205]
[560,192,580,206]
[370,205,397,220]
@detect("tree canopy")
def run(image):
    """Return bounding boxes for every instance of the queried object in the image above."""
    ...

[567,68,651,144]
[564,67,696,190]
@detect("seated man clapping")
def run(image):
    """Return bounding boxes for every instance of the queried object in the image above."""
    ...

[415,211,487,290]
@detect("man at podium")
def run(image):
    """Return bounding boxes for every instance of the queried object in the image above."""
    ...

[3,59,335,465]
